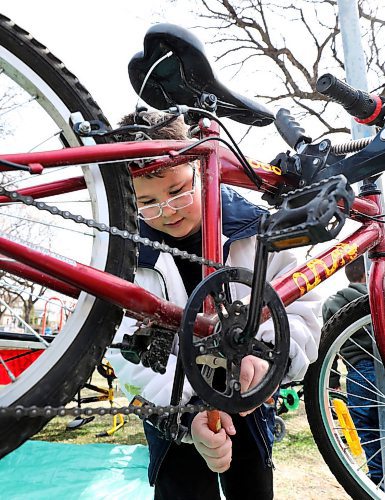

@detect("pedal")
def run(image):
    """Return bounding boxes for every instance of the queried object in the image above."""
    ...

[261,175,354,251]
[130,395,187,443]
[130,395,167,430]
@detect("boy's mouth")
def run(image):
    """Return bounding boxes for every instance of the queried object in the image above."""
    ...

[165,218,183,227]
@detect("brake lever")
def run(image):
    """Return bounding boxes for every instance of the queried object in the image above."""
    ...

[273,108,344,185]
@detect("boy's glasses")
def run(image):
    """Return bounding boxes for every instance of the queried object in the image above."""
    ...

[138,166,197,221]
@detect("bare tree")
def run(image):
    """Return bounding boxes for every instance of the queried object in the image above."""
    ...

[0,216,52,326]
[182,0,385,139]
[0,272,47,326]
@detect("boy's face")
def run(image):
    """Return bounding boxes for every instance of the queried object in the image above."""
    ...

[134,163,202,238]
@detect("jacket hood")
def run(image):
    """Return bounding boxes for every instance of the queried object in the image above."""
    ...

[337,282,367,303]
[138,185,267,268]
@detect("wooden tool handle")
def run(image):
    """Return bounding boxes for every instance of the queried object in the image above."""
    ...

[207,409,221,432]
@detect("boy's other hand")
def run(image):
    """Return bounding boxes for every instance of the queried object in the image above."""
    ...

[191,411,236,473]
[239,355,271,417]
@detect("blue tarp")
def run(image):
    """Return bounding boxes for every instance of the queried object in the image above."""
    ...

[0,440,153,499]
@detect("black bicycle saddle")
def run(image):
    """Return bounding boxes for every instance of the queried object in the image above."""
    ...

[128,23,274,126]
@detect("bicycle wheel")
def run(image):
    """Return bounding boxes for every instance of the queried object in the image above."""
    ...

[0,14,137,457]
[304,295,385,499]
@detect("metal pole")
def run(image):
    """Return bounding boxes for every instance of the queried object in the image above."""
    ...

[337,0,385,479]
[337,0,374,139]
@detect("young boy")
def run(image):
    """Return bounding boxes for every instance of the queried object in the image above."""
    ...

[107,111,321,500]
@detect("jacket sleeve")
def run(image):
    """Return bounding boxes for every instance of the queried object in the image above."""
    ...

[258,250,322,383]
[227,237,321,383]
[105,268,195,406]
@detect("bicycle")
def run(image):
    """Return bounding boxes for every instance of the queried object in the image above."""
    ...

[0,15,384,499]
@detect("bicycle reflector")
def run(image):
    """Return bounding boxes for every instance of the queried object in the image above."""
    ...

[261,175,354,251]
[332,398,363,457]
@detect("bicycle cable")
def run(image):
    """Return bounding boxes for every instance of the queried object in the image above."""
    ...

[171,135,263,188]
[167,106,264,188]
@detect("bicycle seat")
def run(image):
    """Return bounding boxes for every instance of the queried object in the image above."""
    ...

[128,23,274,126]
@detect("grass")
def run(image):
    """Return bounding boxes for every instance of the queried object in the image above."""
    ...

[32,370,147,445]
[32,413,147,446]
[273,406,318,460]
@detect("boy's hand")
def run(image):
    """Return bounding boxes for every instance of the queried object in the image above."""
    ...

[191,411,236,473]
[239,355,271,417]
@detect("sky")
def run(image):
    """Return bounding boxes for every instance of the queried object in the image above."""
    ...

[0,0,289,160]
[0,1,353,299]
[0,1,192,126]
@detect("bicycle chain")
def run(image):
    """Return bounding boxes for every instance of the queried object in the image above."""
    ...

[0,401,212,419]
[0,183,222,418]
[0,185,224,270]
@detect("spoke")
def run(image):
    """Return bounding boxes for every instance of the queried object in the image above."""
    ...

[0,211,94,237]
[0,296,48,347]
[28,130,62,152]
[0,95,37,117]
[360,435,385,446]
[345,375,385,402]
[329,392,385,408]
[338,353,385,401]
[1,165,81,188]
[0,355,16,382]
[0,281,73,313]
[357,446,384,474]
[348,334,382,365]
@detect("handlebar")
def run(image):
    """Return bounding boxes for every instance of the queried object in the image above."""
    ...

[273,72,385,189]
[316,73,384,126]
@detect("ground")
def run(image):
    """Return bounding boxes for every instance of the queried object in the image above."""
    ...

[32,375,352,499]
[273,407,351,499]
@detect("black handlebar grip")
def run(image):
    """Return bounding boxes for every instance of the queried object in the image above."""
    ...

[275,108,312,150]
[316,73,378,121]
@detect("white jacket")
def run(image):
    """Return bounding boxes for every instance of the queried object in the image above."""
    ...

[107,189,321,406]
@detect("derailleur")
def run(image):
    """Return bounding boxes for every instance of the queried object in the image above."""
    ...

[118,325,175,374]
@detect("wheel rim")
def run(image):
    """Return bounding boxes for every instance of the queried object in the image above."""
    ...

[0,37,112,402]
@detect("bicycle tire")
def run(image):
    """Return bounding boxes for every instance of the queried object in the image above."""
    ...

[304,295,385,499]
[0,14,137,457]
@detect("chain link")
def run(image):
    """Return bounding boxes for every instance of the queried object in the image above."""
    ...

[0,183,222,418]
[0,402,212,419]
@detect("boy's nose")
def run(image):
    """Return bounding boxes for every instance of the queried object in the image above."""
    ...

[161,204,177,217]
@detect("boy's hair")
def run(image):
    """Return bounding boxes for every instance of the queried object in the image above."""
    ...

[118,111,191,179]
[345,255,365,283]
[117,111,188,141]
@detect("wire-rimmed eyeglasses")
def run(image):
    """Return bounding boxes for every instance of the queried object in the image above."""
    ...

[138,164,197,221]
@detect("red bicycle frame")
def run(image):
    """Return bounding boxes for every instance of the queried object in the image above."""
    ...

[0,126,383,356]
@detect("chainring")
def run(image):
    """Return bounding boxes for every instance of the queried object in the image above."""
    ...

[179,267,290,413]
